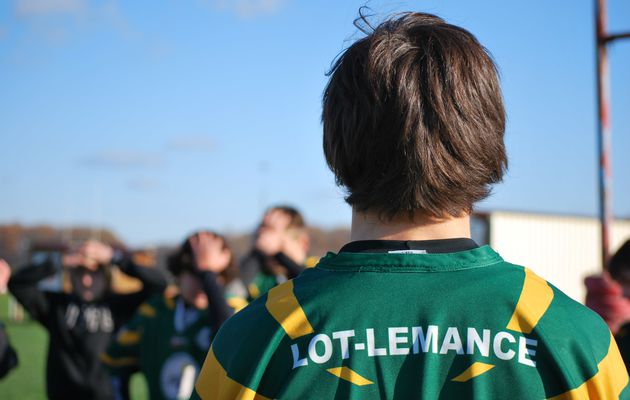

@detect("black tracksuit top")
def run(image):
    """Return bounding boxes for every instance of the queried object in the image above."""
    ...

[8,259,167,400]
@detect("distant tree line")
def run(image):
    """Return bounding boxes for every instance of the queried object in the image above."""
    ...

[0,224,351,272]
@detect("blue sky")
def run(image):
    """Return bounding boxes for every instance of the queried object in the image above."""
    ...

[0,0,629,246]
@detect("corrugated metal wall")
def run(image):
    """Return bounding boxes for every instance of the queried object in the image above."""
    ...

[489,211,630,303]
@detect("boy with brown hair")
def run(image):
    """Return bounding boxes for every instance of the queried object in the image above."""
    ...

[193,12,628,399]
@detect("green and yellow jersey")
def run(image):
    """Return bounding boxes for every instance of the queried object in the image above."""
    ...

[194,244,629,399]
[103,294,214,400]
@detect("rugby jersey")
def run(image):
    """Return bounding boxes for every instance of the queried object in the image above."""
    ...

[103,283,250,400]
[194,243,629,399]
[103,294,213,400]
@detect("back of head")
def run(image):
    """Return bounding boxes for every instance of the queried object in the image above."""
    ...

[609,239,630,283]
[323,12,507,219]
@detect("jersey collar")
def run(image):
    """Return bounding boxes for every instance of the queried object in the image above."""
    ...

[317,243,502,273]
[339,238,478,254]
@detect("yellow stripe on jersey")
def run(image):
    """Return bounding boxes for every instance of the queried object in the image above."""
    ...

[116,330,141,346]
[138,303,156,318]
[195,347,270,400]
[99,353,139,367]
[248,283,260,300]
[265,280,314,340]
[227,297,249,313]
[546,332,628,400]
[327,367,374,386]
[507,268,554,334]
[452,362,495,382]
[304,256,319,268]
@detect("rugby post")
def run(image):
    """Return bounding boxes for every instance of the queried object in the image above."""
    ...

[595,0,630,268]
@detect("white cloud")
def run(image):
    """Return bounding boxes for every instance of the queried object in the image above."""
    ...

[13,0,87,46]
[211,0,287,18]
[15,0,87,17]
[12,0,140,47]
[81,150,165,169]
[126,178,160,192]
[166,135,216,153]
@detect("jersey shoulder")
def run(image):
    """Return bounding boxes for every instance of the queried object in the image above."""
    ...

[501,261,628,398]
[195,278,312,399]
[136,292,175,319]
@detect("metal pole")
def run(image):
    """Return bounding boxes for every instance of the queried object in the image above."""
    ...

[595,0,613,268]
[594,0,630,269]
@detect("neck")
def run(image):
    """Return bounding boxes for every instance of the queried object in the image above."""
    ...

[350,209,471,242]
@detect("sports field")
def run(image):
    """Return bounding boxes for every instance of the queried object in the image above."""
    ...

[0,294,148,399]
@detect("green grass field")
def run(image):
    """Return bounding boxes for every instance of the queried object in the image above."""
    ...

[0,294,148,399]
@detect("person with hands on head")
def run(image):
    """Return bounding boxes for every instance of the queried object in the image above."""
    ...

[103,231,246,400]
[243,206,310,300]
[185,231,247,320]
[7,240,167,400]
[63,240,113,302]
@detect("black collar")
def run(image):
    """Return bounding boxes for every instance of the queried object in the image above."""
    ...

[339,238,478,254]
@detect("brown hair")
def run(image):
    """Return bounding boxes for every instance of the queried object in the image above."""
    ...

[167,231,239,284]
[322,12,507,219]
[269,205,306,230]
[609,240,630,283]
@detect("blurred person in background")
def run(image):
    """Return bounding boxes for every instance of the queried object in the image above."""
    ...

[585,239,630,371]
[240,206,310,300]
[0,260,18,379]
[7,240,167,400]
[103,231,245,400]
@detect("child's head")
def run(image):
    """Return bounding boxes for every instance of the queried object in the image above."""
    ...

[62,240,113,301]
[322,12,507,220]
[168,231,236,308]
[255,205,309,264]
[257,205,305,231]
[260,206,307,239]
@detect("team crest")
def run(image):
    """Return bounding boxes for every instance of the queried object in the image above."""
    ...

[159,352,198,400]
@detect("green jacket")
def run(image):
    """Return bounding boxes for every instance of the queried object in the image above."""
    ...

[194,246,629,399]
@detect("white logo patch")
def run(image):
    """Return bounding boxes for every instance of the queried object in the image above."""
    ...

[387,250,428,254]
[160,352,198,400]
